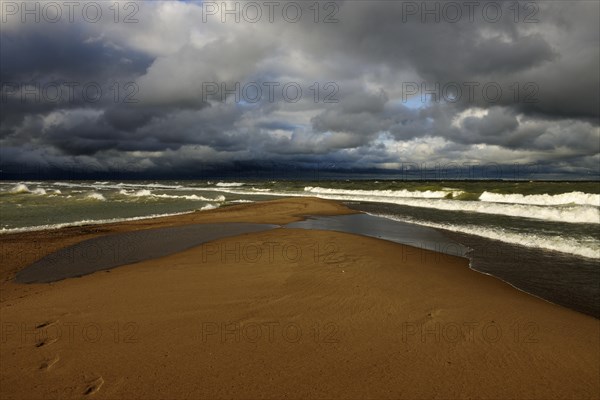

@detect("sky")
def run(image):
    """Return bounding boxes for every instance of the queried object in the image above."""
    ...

[1,0,599,179]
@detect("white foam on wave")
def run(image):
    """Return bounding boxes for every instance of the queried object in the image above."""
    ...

[9,183,30,194]
[31,188,47,195]
[52,182,92,188]
[106,184,600,224]
[216,182,245,187]
[0,211,197,234]
[304,186,462,198]
[51,182,185,191]
[115,182,184,189]
[479,191,600,207]
[85,192,106,201]
[7,183,46,195]
[376,213,600,259]
[47,181,238,194]
[298,191,600,224]
[153,194,226,202]
[120,189,153,197]
[119,189,225,202]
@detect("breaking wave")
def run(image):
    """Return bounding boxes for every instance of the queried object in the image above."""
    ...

[479,191,600,207]
[216,182,245,187]
[0,211,198,234]
[85,192,106,201]
[9,183,31,194]
[302,188,599,224]
[7,183,47,195]
[376,214,600,259]
[304,186,461,198]
[118,189,225,202]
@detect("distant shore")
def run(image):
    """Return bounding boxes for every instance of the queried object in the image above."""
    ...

[1,198,598,399]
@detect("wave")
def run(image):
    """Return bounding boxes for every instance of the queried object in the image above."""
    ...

[7,183,47,195]
[0,211,198,234]
[52,181,94,188]
[375,213,600,259]
[118,189,225,202]
[85,192,106,201]
[9,183,30,194]
[195,185,600,225]
[216,182,245,187]
[479,191,600,207]
[153,194,226,202]
[114,182,184,189]
[119,189,152,197]
[304,186,462,198]
[51,182,185,190]
[298,191,599,224]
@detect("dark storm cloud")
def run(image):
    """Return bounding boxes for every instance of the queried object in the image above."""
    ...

[311,2,556,78]
[0,18,153,138]
[0,27,150,82]
[296,0,597,120]
[0,0,598,178]
[102,106,159,132]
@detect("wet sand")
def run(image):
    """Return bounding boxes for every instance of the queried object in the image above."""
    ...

[16,223,278,284]
[350,201,600,318]
[1,198,599,399]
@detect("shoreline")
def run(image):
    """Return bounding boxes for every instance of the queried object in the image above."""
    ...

[1,198,599,399]
[3,197,599,317]
[0,210,199,235]
[0,197,356,283]
[3,197,598,316]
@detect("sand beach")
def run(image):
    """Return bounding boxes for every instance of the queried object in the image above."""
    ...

[1,198,599,399]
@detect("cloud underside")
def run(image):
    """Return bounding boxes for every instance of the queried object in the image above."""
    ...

[1,0,599,178]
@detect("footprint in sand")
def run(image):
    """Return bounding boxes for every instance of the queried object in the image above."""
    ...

[36,320,59,329]
[39,355,60,371]
[83,377,104,396]
[35,337,59,348]
[34,320,60,348]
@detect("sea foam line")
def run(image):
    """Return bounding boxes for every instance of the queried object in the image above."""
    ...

[479,191,600,207]
[118,189,225,202]
[179,186,600,224]
[298,190,600,224]
[374,213,600,259]
[304,186,462,198]
[0,209,214,234]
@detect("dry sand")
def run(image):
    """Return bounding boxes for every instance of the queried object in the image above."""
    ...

[1,198,598,399]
